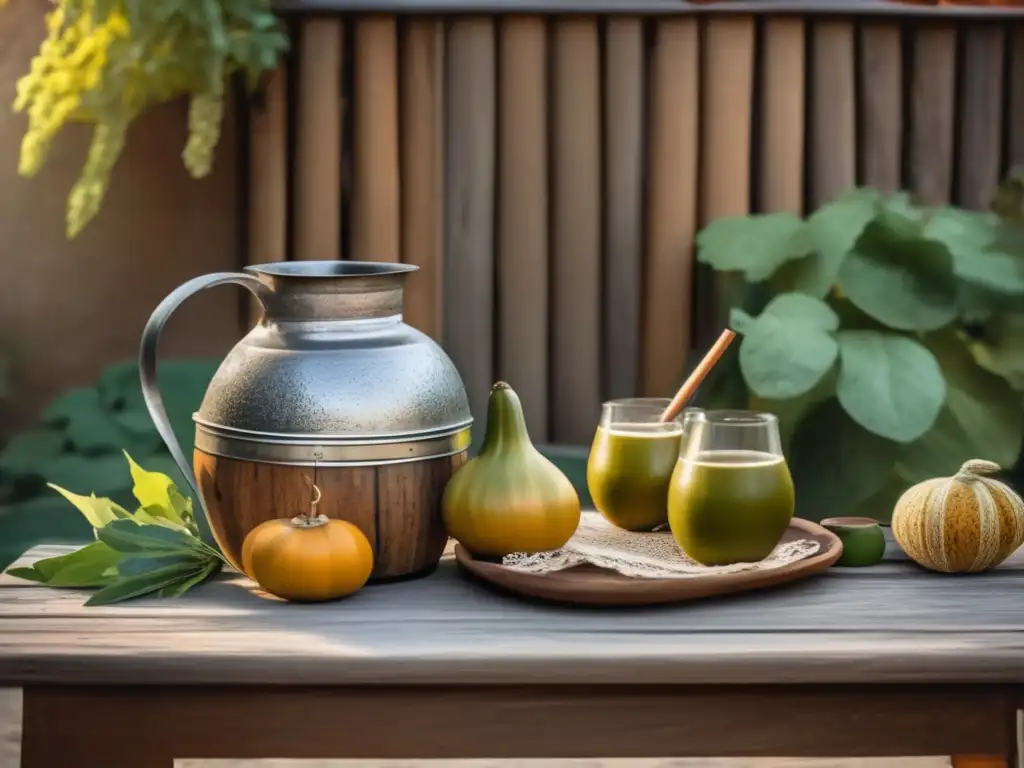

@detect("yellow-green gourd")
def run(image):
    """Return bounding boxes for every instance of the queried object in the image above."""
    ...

[442,382,581,557]
[891,459,1024,573]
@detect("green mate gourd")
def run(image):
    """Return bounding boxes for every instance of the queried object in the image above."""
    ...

[442,382,581,557]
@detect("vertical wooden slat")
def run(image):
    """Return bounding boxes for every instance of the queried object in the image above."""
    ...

[247,66,287,324]
[760,17,805,214]
[643,18,699,399]
[701,16,755,334]
[910,23,956,205]
[1008,26,1024,168]
[353,16,400,262]
[294,18,343,261]
[400,19,445,340]
[958,24,1005,210]
[809,20,857,207]
[552,17,602,445]
[859,22,903,193]
[445,18,496,443]
[498,17,549,441]
[603,18,645,402]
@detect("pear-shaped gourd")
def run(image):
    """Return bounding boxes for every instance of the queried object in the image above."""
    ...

[891,459,1024,573]
[443,382,581,557]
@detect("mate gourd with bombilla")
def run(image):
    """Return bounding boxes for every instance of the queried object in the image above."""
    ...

[592,330,798,567]
[139,261,473,582]
[587,331,737,534]
[660,332,796,567]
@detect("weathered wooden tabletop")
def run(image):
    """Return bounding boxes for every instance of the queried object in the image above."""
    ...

[2,522,1023,688]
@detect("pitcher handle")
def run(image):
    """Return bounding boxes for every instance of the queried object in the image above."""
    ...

[138,272,270,506]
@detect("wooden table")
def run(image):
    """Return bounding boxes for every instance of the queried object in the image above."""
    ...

[1,533,1023,768]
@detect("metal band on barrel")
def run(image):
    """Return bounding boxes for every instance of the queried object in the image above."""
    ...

[193,417,473,466]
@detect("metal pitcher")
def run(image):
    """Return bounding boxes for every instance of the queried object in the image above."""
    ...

[139,261,472,581]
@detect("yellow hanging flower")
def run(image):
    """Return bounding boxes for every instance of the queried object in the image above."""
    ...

[7,0,289,238]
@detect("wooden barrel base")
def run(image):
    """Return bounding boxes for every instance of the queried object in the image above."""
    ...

[194,449,467,581]
[365,562,441,585]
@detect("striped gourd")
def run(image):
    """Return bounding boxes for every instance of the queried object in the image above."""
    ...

[891,460,1024,573]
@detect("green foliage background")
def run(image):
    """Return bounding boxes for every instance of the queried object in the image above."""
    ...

[0,360,219,571]
[695,182,1024,523]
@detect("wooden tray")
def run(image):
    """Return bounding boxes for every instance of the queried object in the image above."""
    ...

[454,518,843,606]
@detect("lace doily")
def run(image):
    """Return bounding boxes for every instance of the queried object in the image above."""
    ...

[502,511,820,579]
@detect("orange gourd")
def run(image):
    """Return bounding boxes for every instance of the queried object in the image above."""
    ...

[241,484,374,602]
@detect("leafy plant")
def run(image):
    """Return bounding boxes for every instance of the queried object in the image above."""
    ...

[11,0,289,237]
[696,183,1024,523]
[0,358,220,570]
[7,453,227,605]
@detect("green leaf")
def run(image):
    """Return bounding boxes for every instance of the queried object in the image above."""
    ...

[160,560,220,598]
[41,387,101,427]
[729,308,755,335]
[96,361,140,411]
[696,213,807,282]
[116,552,206,578]
[922,208,1024,296]
[735,293,839,400]
[835,330,946,443]
[5,567,48,584]
[898,331,1024,481]
[787,398,900,521]
[35,542,123,587]
[136,454,212,543]
[883,191,926,225]
[112,410,158,438]
[956,282,1006,325]
[96,518,201,556]
[65,408,127,455]
[876,193,928,236]
[967,313,1024,390]
[85,561,206,606]
[132,507,189,532]
[125,452,189,526]
[690,344,750,412]
[47,484,131,529]
[0,430,66,476]
[6,542,123,588]
[837,217,958,332]
[787,189,882,298]
[749,368,838,452]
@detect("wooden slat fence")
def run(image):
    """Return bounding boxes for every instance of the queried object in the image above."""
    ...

[245,13,1024,446]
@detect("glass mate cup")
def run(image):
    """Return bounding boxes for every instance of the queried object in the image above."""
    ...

[667,410,795,566]
[587,399,700,532]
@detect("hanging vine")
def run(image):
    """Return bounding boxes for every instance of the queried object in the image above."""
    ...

[12,0,289,238]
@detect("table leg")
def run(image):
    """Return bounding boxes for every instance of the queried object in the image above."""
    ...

[0,688,22,768]
[952,706,1024,768]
